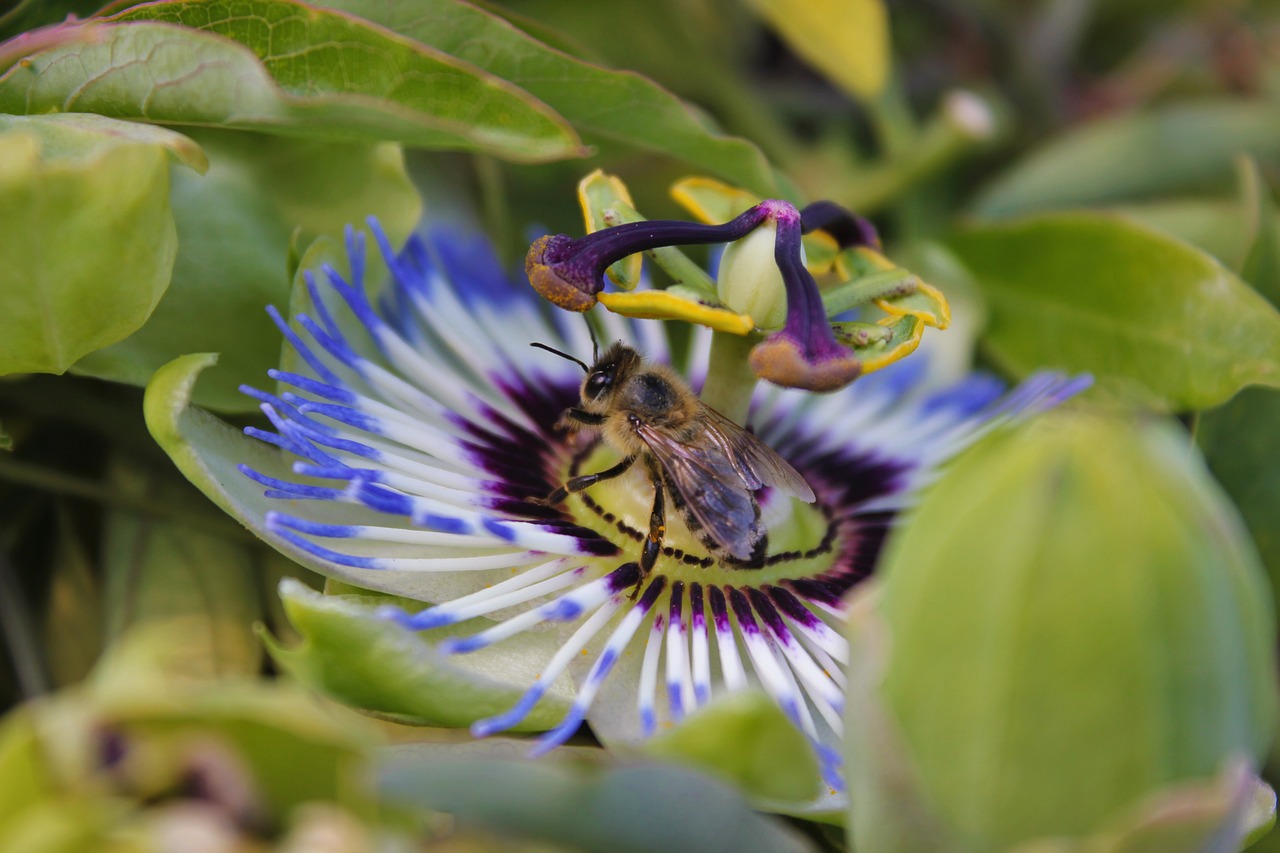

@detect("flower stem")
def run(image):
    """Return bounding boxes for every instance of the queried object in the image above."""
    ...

[700,330,760,425]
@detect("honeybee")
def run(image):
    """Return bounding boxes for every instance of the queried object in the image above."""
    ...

[533,341,816,574]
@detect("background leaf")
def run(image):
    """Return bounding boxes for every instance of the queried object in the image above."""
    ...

[0,114,194,376]
[1240,157,1280,306]
[321,0,779,193]
[948,213,1280,410]
[379,753,818,853]
[973,101,1280,218]
[744,0,889,101]
[74,130,422,412]
[0,0,583,161]
[101,461,264,680]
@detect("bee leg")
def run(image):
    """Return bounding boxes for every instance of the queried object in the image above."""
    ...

[633,462,666,600]
[555,407,605,432]
[538,455,635,506]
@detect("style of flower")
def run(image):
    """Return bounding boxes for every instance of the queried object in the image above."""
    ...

[237,205,1085,793]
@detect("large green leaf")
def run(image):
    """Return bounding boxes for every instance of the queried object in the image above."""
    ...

[319,0,778,193]
[0,114,201,376]
[75,130,421,412]
[949,213,1280,410]
[1109,199,1253,269]
[379,753,817,853]
[0,0,582,162]
[973,101,1280,218]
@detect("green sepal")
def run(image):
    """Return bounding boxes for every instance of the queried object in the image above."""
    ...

[260,579,571,731]
[636,691,821,806]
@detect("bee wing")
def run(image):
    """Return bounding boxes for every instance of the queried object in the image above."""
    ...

[701,407,816,503]
[635,424,763,561]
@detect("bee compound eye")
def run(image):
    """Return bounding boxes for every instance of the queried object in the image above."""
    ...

[586,372,611,398]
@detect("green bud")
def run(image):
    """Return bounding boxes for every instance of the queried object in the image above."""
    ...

[717,221,788,330]
[845,412,1278,853]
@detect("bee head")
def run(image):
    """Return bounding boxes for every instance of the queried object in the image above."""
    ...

[583,343,640,403]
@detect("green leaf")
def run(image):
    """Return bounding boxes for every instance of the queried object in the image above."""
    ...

[744,0,888,101]
[948,213,1280,409]
[0,114,197,375]
[261,579,572,730]
[638,691,821,806]
[378,753,817,853]
[100,461,264,680]
[1107,199,1252,268]
[1240,157,1280,305]
[318,0,778,193]
[973,100,1280,218]
[74,130,421,412]
[0,0,582,162]
[1198,387,1280,619]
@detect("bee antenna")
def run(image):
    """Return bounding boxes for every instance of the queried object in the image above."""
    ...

[585,318,599,362]
[530,342,590,373]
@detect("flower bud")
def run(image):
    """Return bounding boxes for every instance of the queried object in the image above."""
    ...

[717,221,788,330]
[845,412,1278,853]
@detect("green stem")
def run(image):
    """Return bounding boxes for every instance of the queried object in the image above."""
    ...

[700,330,759,425]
